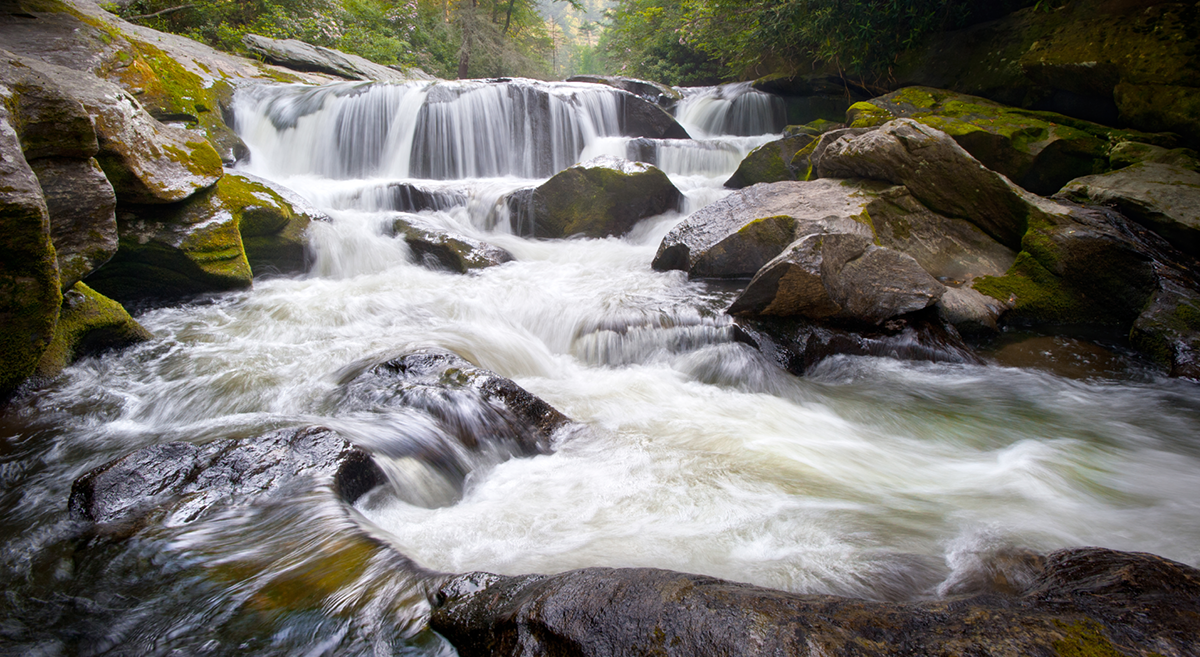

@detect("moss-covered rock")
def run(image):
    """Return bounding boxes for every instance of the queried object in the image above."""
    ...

[846,87,1169,195]
[35,281,150,377]
[1108,141,1200,173]
[29,156,118,290]
[724,134,814,189]
[391,217,513,274]
[528,156,682,239]
[224,172,322,275]
[0,104,61,399]
[784,119,843,138]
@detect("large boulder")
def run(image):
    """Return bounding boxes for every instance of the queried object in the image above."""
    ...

[68,426,386,528]
[1059,162,1200,259]
[524,157,682,239]
[225,172,323,275]
[845,87,1168,195]
[0,104,60,399]
[618,92,691,140]
[34,282,151,378]
[241,33,419,83]
[430,547,1200,657]
[724,134,814,189]
[29,157,118,290]
[818,118,1044,249]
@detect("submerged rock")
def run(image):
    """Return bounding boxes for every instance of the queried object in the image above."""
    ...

[68,426,386,528]
[35,282,151,378]
[430,547,1200,657]
[391,216,513,274]
[525,156,682,239]
[1059,162,1200,259]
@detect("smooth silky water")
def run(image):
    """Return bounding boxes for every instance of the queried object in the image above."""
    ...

[2,80,1199,656]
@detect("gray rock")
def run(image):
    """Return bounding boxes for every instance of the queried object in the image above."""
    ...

[936,287,1008,335]
[392,216,514,274]
[241,33,417,82]
[29,157,118,290]
[618,91,691,140]
[567,74,682,108]
[1108,142,1200,173]
[1130,279,1200,380]
[68,426,386,528]
[818,118,1038,250]
[1059,162,1200,258]
[527,156,682,239]
[430,548,1200,657]
[823,235,946,325]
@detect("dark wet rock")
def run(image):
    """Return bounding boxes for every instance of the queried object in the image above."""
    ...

[1059,162,1200,259]
[34,282,151,378]
[381,182,468,213]
[68,426,386,527]
[567,74,681,109]
[625,137,658,166]
[732,311,980,376]
[845,87,1169,195]
[29,157,118,291]
[619,93,690,140]
[525,156,682,239]
[391,216,513,274]
[241,33,419,82]
[0,104,61,400]
[1,49,222,204]
[432,547,1199,657]
[332,349,573,459]
[1130,280,1200,380]
[784,118,843,138]
[724,134,814,189]
[819,118,1044,249]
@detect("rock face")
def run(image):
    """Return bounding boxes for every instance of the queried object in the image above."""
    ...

[845,87,1164,195]
[34,282,151,378]
[30,157,118,290]
[0,105,61,399]
[724,134,814,189]
[430,547,1200,657]
[1060,162,1200,259]
[893,1,1200,149]
[68,426,386,527]
[392,217,513,274]
[524,157,682,239]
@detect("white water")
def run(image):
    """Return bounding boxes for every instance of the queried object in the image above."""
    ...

[3,78,1200,655]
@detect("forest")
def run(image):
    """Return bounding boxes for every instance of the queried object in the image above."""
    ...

[110,0,1052,84]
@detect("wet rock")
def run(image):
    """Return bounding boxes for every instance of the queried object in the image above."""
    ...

[818,118,1044,249]
[525,156,682,239]
[332,349,573,458]
[0,103,61,400]
[1,49,222,204]
[653,180,874,279]
[724,134,814,189]
[1130,280,1200,380]
[34,282,151,378]
[68,426,386,528]
[432,547,1199,657]
[1059,162,1200,259]
[845,87,1167,195]
[783,118,843,138]
[936,287,1008,336]
[29,157,118,290]
[1108,141,1200,173]
[241,33,417,82]
[619,93,691,140]
[391,216,513,274]
[567,74,682,109]
[226,172,324,276]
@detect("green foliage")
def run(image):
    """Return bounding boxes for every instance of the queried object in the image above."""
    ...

[596,0,720,85]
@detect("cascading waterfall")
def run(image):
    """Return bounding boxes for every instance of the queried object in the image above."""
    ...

[3,75,1199,657]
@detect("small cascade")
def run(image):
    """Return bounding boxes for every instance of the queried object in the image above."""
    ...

[675,82,787,137]
[235,79,628,181]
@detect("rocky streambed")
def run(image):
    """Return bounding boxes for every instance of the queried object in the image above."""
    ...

[3,1,1200,656]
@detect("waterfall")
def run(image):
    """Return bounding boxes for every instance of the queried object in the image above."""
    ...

[675,82,787,138]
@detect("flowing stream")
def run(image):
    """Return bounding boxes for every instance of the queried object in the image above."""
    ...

[2,80,1200,656]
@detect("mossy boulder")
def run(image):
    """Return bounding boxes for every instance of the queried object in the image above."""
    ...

[1059,162,1200,259]
[846,87,1167,195]
[784,119,843,138]
[527,156,682,239]
[29,157,118,290]
[0,105,61,399]
[35,281,151,378]
[391,216,513,274]
[724,134,814,189]
[227,172,322,275]
[1108,141,1200,173]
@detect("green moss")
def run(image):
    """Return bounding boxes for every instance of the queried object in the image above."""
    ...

[973,252,1106,325]
[847,101,889,128]
[1052,620,1127,657]
[35,282,150,377]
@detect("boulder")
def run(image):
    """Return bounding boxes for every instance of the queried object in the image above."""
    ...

[29,157,118,290]
[845,87,1168,195]
[68,426,386,528]
[618,93,691,140]
[0,104,60,400]
[566,75,682,109]
[724,134,814,189]
[224,172,323,275]
[1108,141,1200,173]
[0,50,222,204]
[430,547,1200,657]
[936,287,1008,336]
[525,156,682,239]
[241,33,417,83]
[392,217,513,274]
[34,282,151,378]
[818,118,1043,249]
[783,118,843,138]
[1059,162,1200,259]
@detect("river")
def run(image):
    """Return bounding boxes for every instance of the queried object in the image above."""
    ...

[1,79,1199,656]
